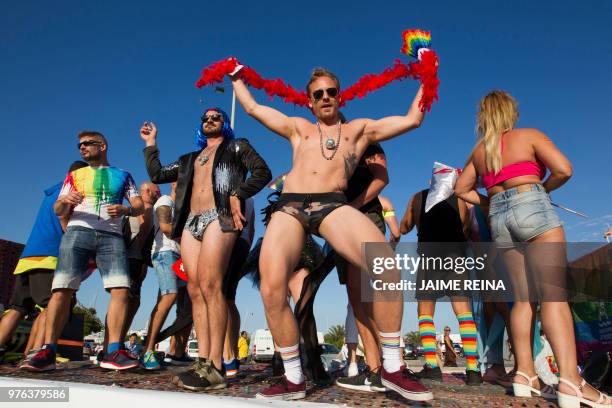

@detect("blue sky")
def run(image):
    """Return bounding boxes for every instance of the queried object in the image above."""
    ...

[1,1,611,336]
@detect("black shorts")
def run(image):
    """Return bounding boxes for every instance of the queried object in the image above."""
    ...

[337,210,386,285]
[273,192,346,236]
[223,238,250,301]
[128,258,147,299]
[415,243,469,301]
[9,269,54,315]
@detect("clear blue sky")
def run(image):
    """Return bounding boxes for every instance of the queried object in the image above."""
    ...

[1,1,611,336]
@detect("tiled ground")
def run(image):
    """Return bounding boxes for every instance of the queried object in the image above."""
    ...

[0,360,559,407]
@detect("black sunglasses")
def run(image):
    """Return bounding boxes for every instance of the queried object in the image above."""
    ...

[201,113,223,123]
[312,87,339,101]
[78,140,102,149]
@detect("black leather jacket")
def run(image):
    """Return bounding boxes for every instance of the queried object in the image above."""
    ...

[144,138,272,237]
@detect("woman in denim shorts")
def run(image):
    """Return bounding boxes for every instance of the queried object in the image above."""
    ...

[455,91,610,407]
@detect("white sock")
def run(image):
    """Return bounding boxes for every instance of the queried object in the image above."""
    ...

[380,330,402,373]
[278,344,304,384]
[348,362,359,377]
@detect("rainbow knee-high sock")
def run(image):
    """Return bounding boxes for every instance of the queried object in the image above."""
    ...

[458,312,478,372]
[418,314,438,368]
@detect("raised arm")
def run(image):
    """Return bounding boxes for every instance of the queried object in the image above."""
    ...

[231,75,297,140]
[140,122,180,184]
[530,129,573,192]
[363,85,425,143]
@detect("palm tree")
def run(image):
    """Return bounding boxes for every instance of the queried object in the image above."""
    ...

[404,331,420,347]
[324,325,345,349]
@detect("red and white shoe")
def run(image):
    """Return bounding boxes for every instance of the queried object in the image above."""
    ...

[255,375,306,400]
[381,365,434,402]
[100,350,139,370]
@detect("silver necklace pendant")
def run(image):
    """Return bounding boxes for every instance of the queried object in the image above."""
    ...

[325,137,336,150]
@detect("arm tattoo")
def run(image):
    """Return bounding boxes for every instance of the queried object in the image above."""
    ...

[156,205,172,224]
[343,152,358,180]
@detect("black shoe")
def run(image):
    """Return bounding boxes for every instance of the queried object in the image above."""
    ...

[415,364,442,381]
[466,370,483,386]
[176,361,212,391]
[0,347,5,364]
[173,358,205,385]
[336,369,386,392]
[199,362,227,390]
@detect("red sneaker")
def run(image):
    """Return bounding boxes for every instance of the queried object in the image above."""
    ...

[381,365,434,402]
[255,375,306,400]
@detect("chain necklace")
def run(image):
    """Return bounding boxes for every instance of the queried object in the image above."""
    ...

[197,144,218,166]
[317,120,341,160]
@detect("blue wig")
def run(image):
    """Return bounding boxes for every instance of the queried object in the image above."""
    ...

[195,107,235,149]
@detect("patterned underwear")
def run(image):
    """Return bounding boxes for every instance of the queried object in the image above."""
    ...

[184,209,218,241]
[272,192,347,236]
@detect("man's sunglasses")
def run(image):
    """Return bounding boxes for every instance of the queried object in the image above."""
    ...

[201,113,223,123]
[312,87,339,101]
[78,140,102,149]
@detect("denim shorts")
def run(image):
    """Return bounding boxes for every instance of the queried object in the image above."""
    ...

[152,250,180,295]
[489,184,563,247]
[53,226,130,291]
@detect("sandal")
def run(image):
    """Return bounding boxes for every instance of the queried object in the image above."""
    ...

[512,370,556,399]
[557,378,612,408]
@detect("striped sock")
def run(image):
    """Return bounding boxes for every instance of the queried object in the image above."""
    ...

[418,315,438,368]
[457,312,478,372]
[278,344,303,384]
[380,330,402,373]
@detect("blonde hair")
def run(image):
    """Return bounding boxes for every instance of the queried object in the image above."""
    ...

[306,67,340,95]
[477,90,519,173]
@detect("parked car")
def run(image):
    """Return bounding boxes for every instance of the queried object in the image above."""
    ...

[249,329,274,362]
[417,346,425,356]
[187,340,198,358]
[319,343,343,372]
[83,341,95,356]
[453,343,463,357]
[404,344,418,360]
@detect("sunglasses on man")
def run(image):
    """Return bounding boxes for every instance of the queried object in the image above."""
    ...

[311,87,339,101]
[78,140,102,149]
[201,113,223,123]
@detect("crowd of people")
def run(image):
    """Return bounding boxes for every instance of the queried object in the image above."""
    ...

[0,65,609,407]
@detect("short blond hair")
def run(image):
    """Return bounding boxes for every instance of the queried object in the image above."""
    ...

[306,67,340,95]
[477,90,519,174]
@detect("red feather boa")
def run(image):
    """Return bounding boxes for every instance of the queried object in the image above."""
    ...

[195,52,439,112]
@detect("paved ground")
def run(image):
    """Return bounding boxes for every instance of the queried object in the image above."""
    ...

[0,359,559,407]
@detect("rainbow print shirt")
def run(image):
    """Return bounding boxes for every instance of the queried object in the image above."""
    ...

[59,166,139,234]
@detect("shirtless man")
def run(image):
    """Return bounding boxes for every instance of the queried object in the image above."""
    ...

[231,66,432,402]
[141,109,271,390]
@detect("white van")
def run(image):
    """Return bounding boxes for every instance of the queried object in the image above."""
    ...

[249,329,274,362]
[187,340,199,358]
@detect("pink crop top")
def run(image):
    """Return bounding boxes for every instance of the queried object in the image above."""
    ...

[481,135,546,189]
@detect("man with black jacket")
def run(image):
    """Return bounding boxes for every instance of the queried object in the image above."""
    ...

[140,107,271,390]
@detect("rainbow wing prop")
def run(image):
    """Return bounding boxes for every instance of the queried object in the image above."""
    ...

[267,173,286,192]
[401,29,432,59]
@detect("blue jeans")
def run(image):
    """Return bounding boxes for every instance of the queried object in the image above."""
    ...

[152,251,180,295]
[53,226,129,290]
[489,184,562,246]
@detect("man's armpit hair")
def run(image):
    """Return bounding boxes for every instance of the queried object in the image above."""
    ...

[156,205,172,224]
[343,152,358,180]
